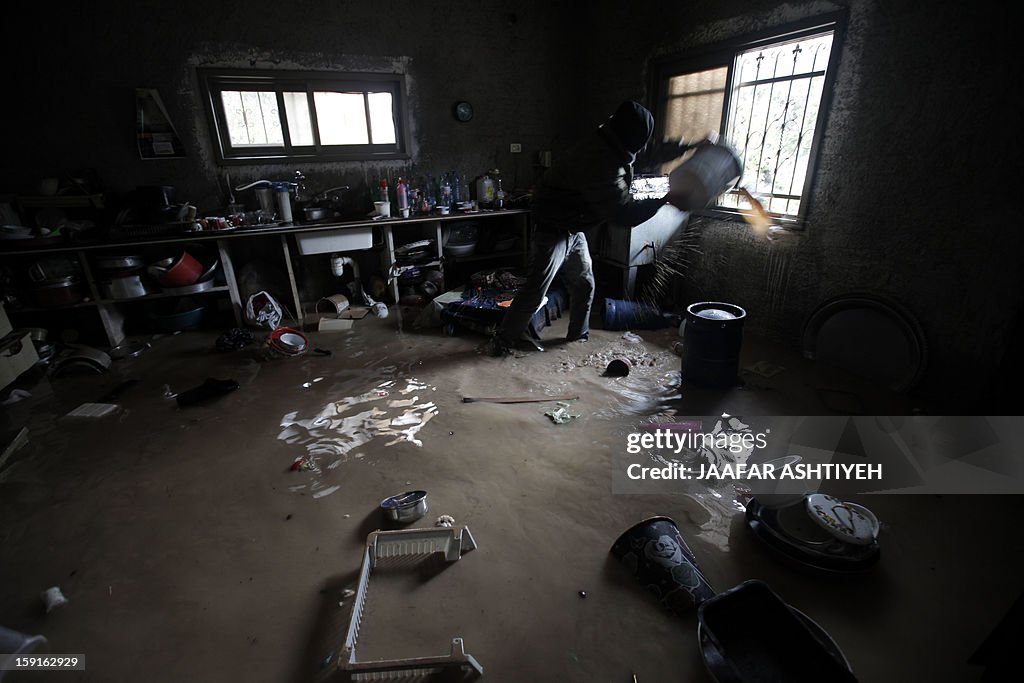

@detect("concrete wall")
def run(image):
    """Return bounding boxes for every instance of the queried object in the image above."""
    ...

[577,0,1019,404]
[4,0,580,207]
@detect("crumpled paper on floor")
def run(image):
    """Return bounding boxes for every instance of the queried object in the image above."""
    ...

[544,401,579,424]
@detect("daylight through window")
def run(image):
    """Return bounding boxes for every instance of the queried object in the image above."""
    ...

[654,16,843,222]
[199,69,408,164]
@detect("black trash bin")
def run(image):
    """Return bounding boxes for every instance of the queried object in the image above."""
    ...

[681,301,746,388]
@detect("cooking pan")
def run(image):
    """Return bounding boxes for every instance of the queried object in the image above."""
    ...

[303,206,332,222]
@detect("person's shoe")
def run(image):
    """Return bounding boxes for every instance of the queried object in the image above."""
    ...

[566,332,589,343]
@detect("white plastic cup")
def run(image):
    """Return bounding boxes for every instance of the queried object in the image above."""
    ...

[373,201,391,218]
[41,586,68,613]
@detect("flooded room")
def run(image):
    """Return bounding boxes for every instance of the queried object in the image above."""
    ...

[1,1,1020,681]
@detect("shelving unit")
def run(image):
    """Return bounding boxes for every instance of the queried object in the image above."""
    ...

[0,209,531,343]
[379,210,530,302]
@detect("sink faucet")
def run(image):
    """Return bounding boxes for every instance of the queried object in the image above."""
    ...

[314,185,351,204]
[293,171,311,205]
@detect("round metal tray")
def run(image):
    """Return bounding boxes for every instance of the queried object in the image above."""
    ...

[160,279,215,296]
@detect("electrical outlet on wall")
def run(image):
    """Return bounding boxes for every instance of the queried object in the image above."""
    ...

[510,143,522,153]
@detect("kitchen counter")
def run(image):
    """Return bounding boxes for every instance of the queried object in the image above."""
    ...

[0,209,531,256]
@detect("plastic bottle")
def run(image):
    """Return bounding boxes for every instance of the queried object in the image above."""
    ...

[450,172,461,204]
[441,175,453,208]
[493,171,505,210]
[396,177,409,217]
[378,178,389,202]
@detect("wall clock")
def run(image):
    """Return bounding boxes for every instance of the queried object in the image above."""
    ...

[454,101,474,122]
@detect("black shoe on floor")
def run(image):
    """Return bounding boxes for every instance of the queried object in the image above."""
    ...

[566,332,589,343]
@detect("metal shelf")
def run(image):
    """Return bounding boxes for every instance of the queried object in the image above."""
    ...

[445,250,525,264]
[95,285,230,305]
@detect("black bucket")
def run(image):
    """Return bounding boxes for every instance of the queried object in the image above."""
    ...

[681,301,746,388]
[610,516,716,615]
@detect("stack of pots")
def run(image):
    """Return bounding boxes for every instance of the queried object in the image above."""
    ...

[148,250,216,294]
[97,254,150,299]
[24,258,86,308]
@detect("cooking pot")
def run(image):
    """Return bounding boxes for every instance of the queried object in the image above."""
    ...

[158,251,202,287]
[197,258,219,282]
[102,274,150,299]
[304,207,331,222]
[28,277,86,308]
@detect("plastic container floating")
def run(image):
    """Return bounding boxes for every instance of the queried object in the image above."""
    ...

[380,490,429,523]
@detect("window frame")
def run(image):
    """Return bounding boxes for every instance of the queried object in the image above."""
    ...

[197,68,410,165]
[648,12,847,226]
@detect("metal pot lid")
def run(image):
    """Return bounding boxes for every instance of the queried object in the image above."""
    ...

[108,340,150,360]
[98,254,144,268]
[34,275,79,288]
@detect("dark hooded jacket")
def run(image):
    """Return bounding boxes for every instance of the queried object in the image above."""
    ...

[531,101,670,233]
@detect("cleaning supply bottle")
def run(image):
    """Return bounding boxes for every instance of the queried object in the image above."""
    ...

[396,177,409,217]
[378,178,389,203]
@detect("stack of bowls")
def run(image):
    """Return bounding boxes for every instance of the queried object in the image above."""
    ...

[264,327,309,359]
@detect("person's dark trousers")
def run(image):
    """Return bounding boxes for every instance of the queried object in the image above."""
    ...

[497,228,595,345]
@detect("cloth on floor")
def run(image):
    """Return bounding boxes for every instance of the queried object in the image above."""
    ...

[439,268,566,339]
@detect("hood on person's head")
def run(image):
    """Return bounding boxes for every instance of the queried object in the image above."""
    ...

[604,101,654,155]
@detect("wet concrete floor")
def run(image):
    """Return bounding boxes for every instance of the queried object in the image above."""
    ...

[1,312,1022,681]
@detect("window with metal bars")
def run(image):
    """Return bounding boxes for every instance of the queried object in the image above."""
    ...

[650,14,845,225]
[198,68,409,165]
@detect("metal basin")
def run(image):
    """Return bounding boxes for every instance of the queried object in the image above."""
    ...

[380,490,429,523]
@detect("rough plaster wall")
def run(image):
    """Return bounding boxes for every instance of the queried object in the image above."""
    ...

[576,0,1019,402]
[4,0,577,207]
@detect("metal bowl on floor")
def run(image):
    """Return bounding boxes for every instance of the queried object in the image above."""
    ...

[380,490,428,523]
